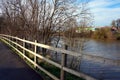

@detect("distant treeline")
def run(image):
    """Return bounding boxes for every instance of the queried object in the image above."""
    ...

[64,26,120,40]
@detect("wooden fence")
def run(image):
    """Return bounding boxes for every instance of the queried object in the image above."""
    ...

[0,34,97,80]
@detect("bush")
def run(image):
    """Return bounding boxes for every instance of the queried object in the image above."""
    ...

[115,33,120,40]
[92,27,114,40]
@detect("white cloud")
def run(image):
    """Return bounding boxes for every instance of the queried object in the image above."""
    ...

[88,0,120,27]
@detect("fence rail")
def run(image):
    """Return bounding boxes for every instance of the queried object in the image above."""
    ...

[0,34,98,80]
[1,34,120,80]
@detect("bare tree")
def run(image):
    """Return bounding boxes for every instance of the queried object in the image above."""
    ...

[1,0,93,68]
[1,0,90,41]
[63,1,93,69]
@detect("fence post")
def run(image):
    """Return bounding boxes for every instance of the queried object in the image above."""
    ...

[10,37,13,46]
[60,45,68,80]
[15,37,17,48]
[23,38,25,56]
[34,40,37,68]
[11,37,13,46]
[8,37,11,46]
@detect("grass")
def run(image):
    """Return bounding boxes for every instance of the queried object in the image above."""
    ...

[39,62,61,78]
[38,61,85,80]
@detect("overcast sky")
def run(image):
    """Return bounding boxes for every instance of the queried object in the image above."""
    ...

[85,0,120,27]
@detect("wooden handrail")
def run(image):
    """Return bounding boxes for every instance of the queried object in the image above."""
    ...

[1,34,119,80]
[0,34,119,65]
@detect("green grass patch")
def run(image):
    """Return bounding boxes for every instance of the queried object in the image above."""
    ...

[66,72,85,80]
[38,61,85,80]
[39,61,60,78]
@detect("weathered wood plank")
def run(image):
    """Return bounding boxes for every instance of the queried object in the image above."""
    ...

[1,38,60,80]
[4,34,118,80]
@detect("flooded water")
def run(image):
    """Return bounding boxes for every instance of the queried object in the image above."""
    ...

[72,39,120,80]
[51,38,120,80]
[83,40,120,60]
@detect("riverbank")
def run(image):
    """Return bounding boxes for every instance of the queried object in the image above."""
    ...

[64,26,120,41]
[64,32,120,41]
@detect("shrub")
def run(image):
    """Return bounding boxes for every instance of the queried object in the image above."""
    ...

[92,27,114,40]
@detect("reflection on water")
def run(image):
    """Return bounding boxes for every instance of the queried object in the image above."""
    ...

[59,38,120,60]
[71,39,120,80]
[68,39,120,80]
[51,38,120,79]
[80,59,120,80]
[83,39,120,60]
